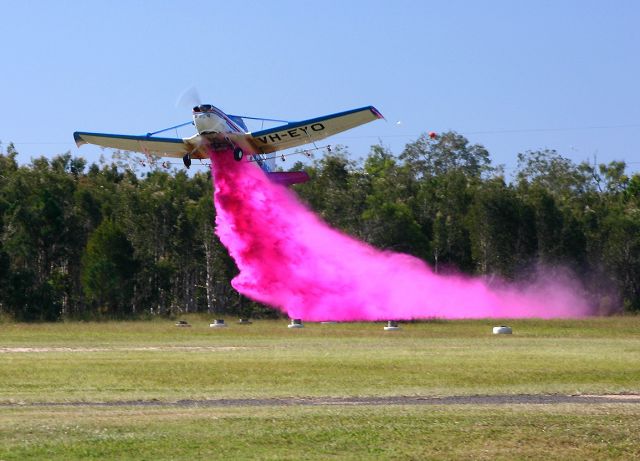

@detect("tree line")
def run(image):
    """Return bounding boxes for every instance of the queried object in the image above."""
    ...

[0,132,638,321]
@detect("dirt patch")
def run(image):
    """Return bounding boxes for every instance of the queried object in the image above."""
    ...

[0,347,108,353]
[0,346,251,353]
[578,394,640,401]
[3,394,640,408]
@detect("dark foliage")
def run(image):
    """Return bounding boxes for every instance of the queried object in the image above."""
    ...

[0,134,638,321]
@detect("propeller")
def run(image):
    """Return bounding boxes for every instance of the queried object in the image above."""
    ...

[176,86,290,124]
[176,86,201,110]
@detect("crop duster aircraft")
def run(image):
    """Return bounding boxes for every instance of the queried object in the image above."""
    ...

[74,104,384,186]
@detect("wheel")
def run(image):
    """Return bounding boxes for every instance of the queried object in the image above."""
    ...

[182,153,191,168]
[233,147,244,161]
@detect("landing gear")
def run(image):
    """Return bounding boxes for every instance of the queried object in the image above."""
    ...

[182,153,191,168]
[233,147,244,161]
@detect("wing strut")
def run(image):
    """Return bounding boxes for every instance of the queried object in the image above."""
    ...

[146,121,193,137]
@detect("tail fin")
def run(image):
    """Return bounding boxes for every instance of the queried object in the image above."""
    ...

[267,171,310,186]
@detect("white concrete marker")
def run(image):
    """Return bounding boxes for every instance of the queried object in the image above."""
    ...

[384,321,401,331]
[288,319,304,328]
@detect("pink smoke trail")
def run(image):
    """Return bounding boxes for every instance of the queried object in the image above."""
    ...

[211,150,592,321]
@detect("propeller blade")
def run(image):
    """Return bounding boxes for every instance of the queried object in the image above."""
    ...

[176,86,201,109]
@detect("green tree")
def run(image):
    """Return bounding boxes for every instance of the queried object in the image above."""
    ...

[602,212,640,311]
[401,131,491,178]
[516,149,590,200]
[468,179,536,277]
[296,149,369,235]
[82,219,137,317]
[360,145,428,257]
[421,170,475,272]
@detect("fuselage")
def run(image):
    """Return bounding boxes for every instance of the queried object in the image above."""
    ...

[192,104,246,135]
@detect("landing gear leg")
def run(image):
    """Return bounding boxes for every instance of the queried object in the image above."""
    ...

[223,136,244,162]
[182,153,192,168]
[233,147,244,162]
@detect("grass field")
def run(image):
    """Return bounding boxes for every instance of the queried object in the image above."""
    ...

[1,316,639,459]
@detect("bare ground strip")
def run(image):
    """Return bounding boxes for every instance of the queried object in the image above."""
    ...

[2,394,640,408]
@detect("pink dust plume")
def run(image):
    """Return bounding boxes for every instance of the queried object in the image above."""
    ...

[211,150,592,321]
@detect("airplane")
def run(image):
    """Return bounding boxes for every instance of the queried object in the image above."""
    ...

[73,104,384,185]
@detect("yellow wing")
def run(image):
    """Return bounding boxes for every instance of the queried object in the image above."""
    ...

[248,106,384,154]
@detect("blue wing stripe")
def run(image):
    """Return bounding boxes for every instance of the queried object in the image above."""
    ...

[74,131,184,147]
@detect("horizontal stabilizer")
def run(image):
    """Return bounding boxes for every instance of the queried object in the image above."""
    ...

[267,171,310,186]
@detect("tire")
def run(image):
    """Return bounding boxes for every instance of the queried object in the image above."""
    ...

[233,147,244,161]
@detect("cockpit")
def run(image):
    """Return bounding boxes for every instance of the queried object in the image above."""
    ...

[192,104,216,113]
[191,103,227,134]
[191,103,246,134]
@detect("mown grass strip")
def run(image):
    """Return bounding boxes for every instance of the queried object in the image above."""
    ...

[1,404,639,460]
[1,318,639,403]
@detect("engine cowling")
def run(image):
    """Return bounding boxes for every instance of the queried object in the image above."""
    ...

[193,111,226,134]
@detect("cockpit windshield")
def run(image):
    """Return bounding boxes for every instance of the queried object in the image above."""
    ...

[192,104,214,113]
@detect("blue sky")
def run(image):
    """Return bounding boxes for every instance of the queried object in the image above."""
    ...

[2,0,639,175]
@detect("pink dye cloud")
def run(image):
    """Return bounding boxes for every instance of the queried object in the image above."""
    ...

[211,150,592,321]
